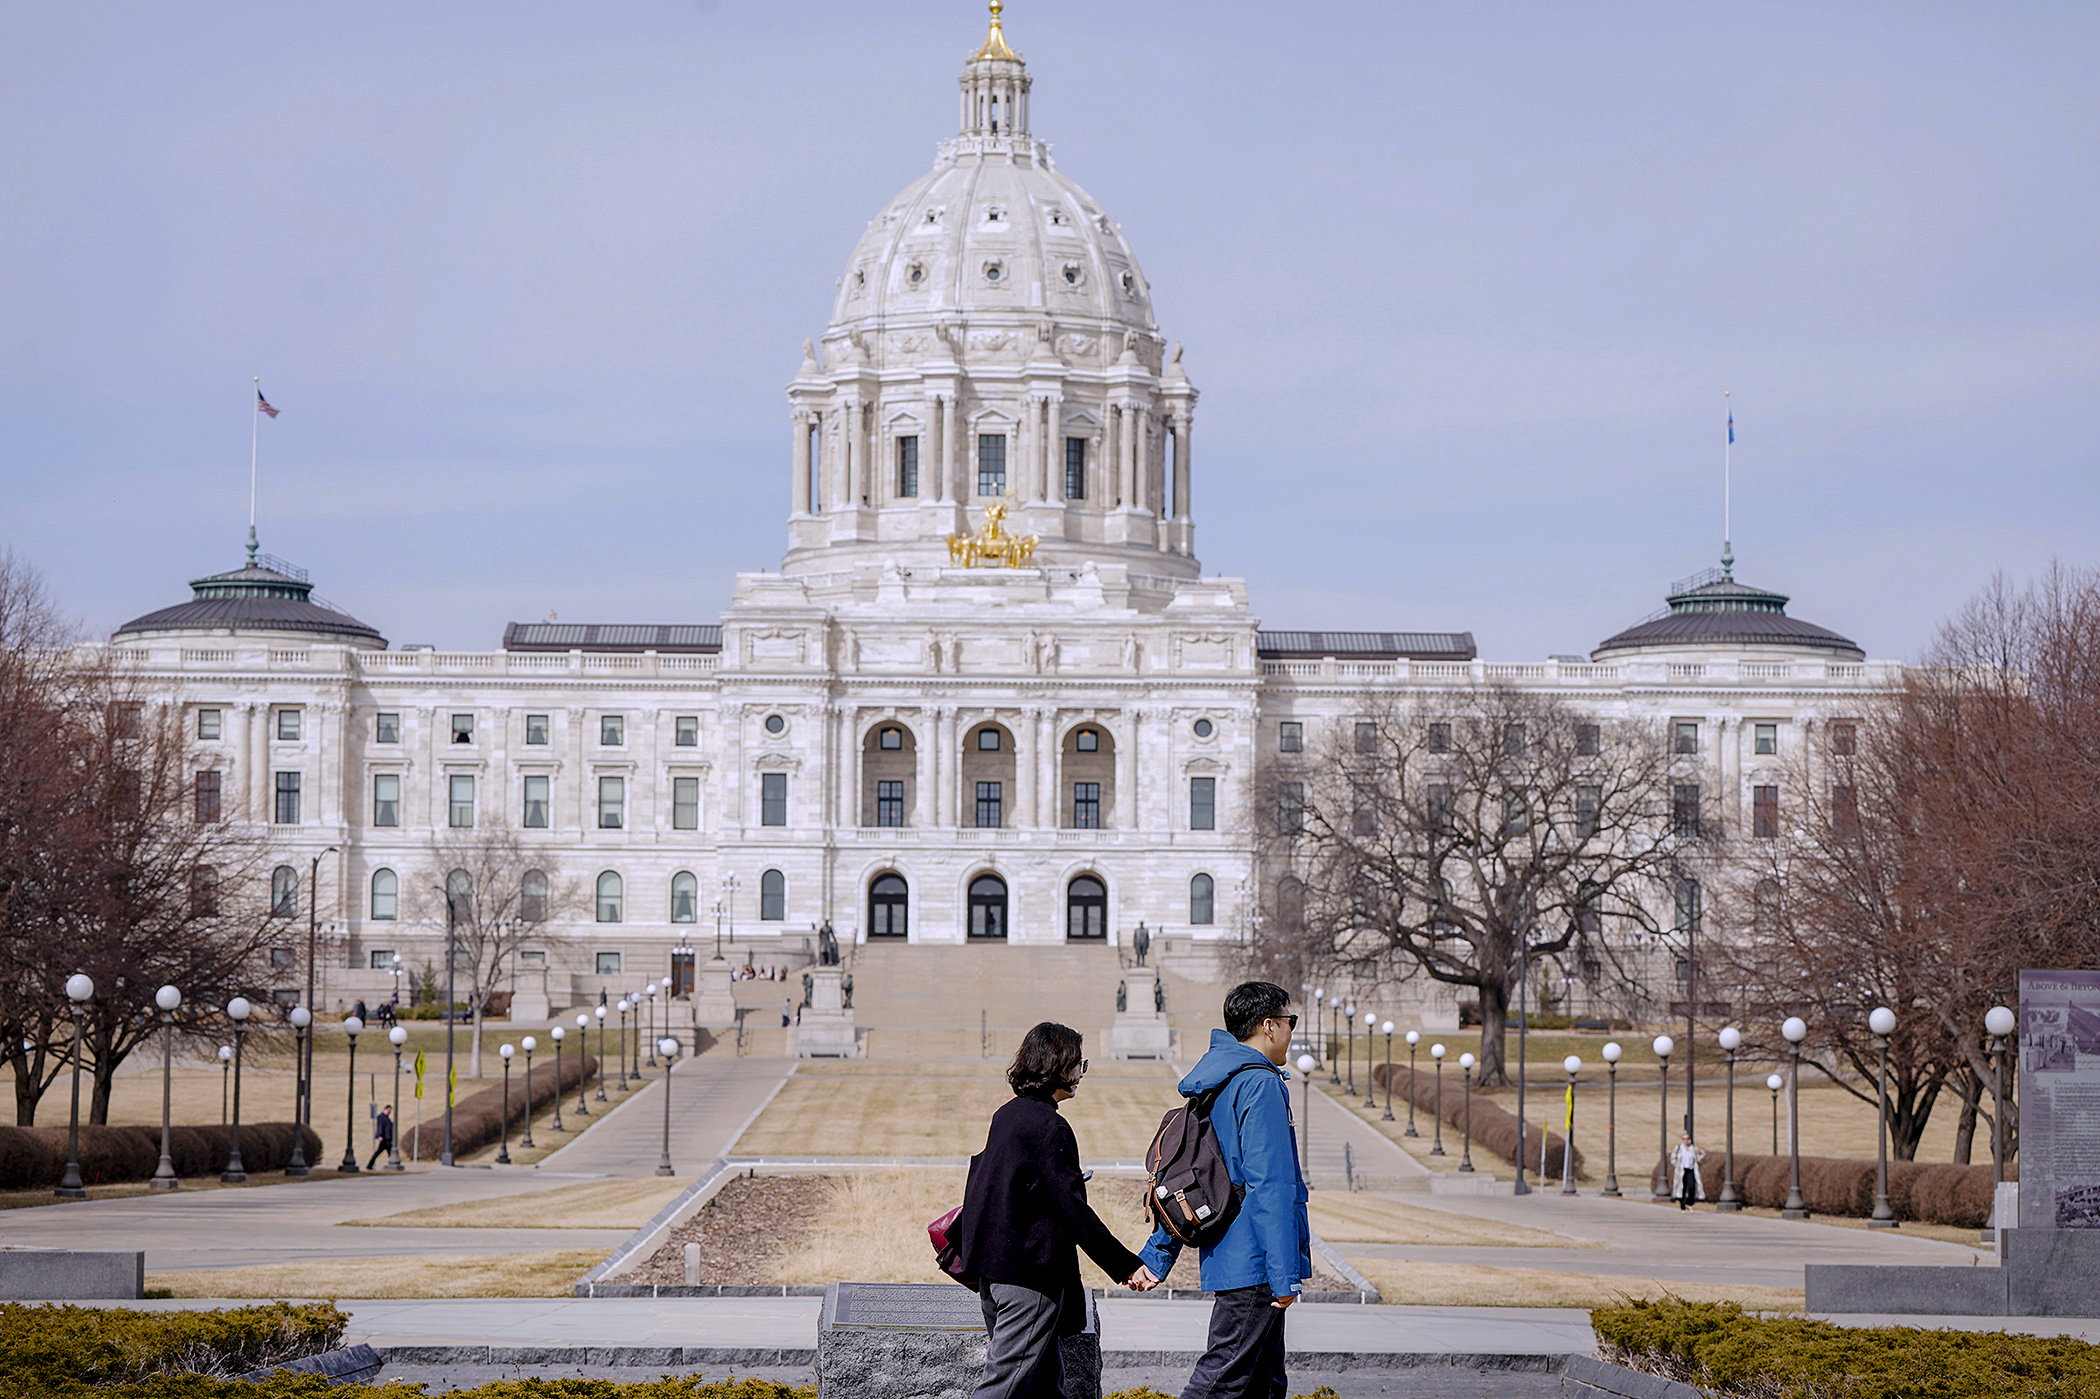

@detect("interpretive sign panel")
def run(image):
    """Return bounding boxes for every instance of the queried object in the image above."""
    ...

[2018,969,2100,1230]
[826,1282,985,1331]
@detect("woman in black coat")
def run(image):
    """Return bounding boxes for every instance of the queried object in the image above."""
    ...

[955,1021,1149,1399]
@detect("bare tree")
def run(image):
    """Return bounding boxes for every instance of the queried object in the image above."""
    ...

[1260,688,1689,1084]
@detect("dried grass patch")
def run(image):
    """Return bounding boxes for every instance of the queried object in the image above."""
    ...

[341,1176,685,1230]
[147,1249,605,1299]
[1346,1257,1803,1311]
[1306,1194,1578,1248]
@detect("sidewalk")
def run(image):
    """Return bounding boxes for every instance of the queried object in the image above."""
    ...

[539,1055,793,1176]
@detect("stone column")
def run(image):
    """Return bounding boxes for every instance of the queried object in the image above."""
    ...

[792,410,812,514]
[1173,414,1191,521]
[942,395,959,502]
[913,711,934,827]
[935,708,955,827]
[1112,711,1133,832]
[1036,710,1056,828]
[1015,710,1036,831]
[1045,397,1063,501]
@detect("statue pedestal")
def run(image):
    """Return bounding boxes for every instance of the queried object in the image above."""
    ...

[510,965,552,1022]
[795,966,858,1059]
[1111,967,1171,1061]
[692,956,737,1029]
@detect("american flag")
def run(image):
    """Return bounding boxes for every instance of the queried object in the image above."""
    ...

[256,386,279,418]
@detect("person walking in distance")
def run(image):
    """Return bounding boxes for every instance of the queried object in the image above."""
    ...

[366,1103,395,1171]
[954,1022,1154,1399]
[1138,981,1311,1399]
[1671,1130,1707,1210]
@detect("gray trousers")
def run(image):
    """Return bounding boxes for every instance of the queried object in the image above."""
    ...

[974,1282,1065,1399]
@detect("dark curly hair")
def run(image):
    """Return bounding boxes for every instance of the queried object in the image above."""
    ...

[1008,1021,1085,1097]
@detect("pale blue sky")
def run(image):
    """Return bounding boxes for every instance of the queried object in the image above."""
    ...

[4,2,2095,658]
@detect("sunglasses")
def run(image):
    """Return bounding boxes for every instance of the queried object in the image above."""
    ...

[1270,1014,1299,1030]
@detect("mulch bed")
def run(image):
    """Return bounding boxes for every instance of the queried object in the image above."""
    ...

[625,1173,830,1285]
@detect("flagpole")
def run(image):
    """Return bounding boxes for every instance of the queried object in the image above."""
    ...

[249,377,261,564]
[1722,390,1732,577]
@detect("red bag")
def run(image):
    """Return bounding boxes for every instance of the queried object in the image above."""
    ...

[927,1205,977,1287]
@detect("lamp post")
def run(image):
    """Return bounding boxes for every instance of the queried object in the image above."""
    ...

[631,994,644,1079]
[645,984,659,1067]
[303,846,337,1146]
[1343,1003,1356,1095]
[520,1037,537,1149]
[285,1006,312,1177]
[1767,1073,1784,1156]
[496,1043,515,1165]
[1651,1035,1674,1200]
[1429,1043,1447,1156]
[720,872,740,949]
[1328,997,1342,1084]
[1362,1012,1378,1105]
[150,984,182,1191]
[615,1000,631,1091]
[1561,1055,1581,1195]
[222,997,252,1183]
[1985,1004,2016,1243]
[1403,1030,1421,1136]
[219,1044,232,1124]
[594,1006,608,1102]
[57,973,95,1199]
[1296,1054,1317,1173]
[1310,989,1323,1077]
[441,883,460,1168]
[1458,1053,1476,1172]
[576,1013,594,1114]
[1601,1041,1623,1196]
[550,1027,567,1132]
[1716,1027,1742,1211]
[1868,1005,1898,1228]
[1380,1021,1395,1121]
[1780,1015,1809,1219]
[387,1026,408,1170]
[656,1037,680,1176]
[338,1016,364,1173]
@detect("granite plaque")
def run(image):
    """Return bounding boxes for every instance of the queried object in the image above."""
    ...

[828,1282,987,1331]
[817,1283,1100,1399]
[2018,969,2100,1230]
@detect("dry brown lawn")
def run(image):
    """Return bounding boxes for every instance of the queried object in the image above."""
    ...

[1345,1256,1803,1311]
[1306,1193,1577,1248]
[147,1249,606,1299]
[341,1176,686,1230]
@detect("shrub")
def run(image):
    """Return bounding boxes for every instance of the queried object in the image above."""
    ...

[1593,1296,2100,1399]
[0,1123,321,1190]
[398,1053,597,1162]
[1659,1152,2005,1226]
[1371,1063,1583,1176]
[0,1301,344,1391]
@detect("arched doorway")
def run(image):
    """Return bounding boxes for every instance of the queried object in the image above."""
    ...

[1066,875,1107,941]
[968,874,1008,940]
[869,874,909,938]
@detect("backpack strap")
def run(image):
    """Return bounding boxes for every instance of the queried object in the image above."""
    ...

[1190,1060,1277,1119]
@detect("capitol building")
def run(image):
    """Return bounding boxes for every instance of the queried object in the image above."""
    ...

[109,7,1897,1027]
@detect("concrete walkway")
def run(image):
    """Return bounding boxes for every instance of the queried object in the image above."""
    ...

[1304,1078,1431,1186]
[538,1055,792,1175]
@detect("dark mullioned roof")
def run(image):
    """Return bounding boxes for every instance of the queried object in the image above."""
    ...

[503,622,723,654]
[1255,631,1476,661]
[1593,570,1862,660]
[114,553,385,648]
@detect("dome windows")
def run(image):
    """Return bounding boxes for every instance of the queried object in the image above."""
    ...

[1048,207,1069,228]
[1119,270,1136,297]
[1060,262,1083,287]
[983,260,1005,283]
[906,261,926,287]
[982,204,1007,225]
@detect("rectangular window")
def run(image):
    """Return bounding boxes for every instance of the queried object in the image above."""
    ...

[276,709,302,742]
[1189,776,1216,830]
[1575,784,1600,838]
[976,781,1004,829]
[897,434,919,497]
[194,770,222,824]
[1502,791,1529,837]
[1754,722,1778,756]
[1427,721,1451,753]
[1353,721,1378,755]
[1278,781,1305,835]
[876,779,904,827]
[448,774,475,828]
[1675,877,1702,932]
[1753,784,1780,838]
[373,773,400,827]
[196,708,222,741]
[1673,783,1702,837]
[1064,436,1086,500]
[1674,721,1699,755]
[375,712,400,744]
[1575,723,1600,756]
[600,714,624,746]
[369,950,395,970]
[977,728,1001,750]
[675,715,699,747]
[976,433,1006,496]
[596,952,623,976]
[522,775,549,828]
[1427,783,1453,832]
[1832,721,1858,756]
[1072,782,1100,829]
[1277,722,1303,754]
[450,713,475,745]
[673,776,700,830]
[598,775,625,829]
[761,772,787,826]
[271,947,297,971]
[525,713,549,745]
[1503,723,1527,755]
[1832,784,1860,838]
[273,771,301,824]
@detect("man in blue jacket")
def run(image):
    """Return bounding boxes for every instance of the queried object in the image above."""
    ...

[1138,981,1311,1399]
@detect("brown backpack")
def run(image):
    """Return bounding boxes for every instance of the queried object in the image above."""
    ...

[1144,1062,1271,1247]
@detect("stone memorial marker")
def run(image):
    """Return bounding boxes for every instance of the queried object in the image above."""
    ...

[817,1282,1100,1399]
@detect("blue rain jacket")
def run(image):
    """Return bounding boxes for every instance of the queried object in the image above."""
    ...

[1138,1029,1312,1296]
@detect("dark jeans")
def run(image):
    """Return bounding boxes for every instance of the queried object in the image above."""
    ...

[1678,1167,1698,1209]
[366,1137,392,1170]
[1183,1284,1289,1399]
[974,1282,1064,1399]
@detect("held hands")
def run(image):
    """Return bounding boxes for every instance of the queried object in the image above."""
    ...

[1271,1292,1298,1310]
[1125,1266,1161,1292]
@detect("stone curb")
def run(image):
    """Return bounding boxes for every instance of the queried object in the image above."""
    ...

[371,1345,1581,1372]
[577,1156,735,1289]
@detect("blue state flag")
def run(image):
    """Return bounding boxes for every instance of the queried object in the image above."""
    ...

[1728,411,1735,444]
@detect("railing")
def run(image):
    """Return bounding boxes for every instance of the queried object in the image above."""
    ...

[1825,663,1867,680]
[1740,663,1792,679]
[1666,663,1707,680]
[1412,662,1474,679]
[268,649,309,666]
[181,649,236,664]
[1484,663,1548,680]
[508,654,569,670]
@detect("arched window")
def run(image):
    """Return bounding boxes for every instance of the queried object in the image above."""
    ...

[271,865,298,918]
[521,869,548,922]
[596,871,624,924]
[671,871,698,924]
[869,874,908,938]
[1189,873,1215,925]
[370,868,398,921]
[760,869,785,921]
[969,874,1008,940]
[1276,876,1305,934]
[1066,875,1107,940]
[446,869,474,923]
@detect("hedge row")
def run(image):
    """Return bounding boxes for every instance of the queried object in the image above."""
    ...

[398,1052,597,1162]
[1594,1296,2100,1399]
[0,1122,322,1191]
[1370,1062,1585,1178]
[1646,1151,2008,1227]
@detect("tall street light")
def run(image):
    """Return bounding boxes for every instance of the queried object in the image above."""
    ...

[1767,1072,1784,1156]
[1362,1012,1378,1105]
[387,1025,408,1170]
[1601,1041,1623,1197]
[222,997,253,1183]
[593,1007,608,1103]
[441,883,461,1168]
[1380,1021,1395,1121]
[496,1043,515,1165]
[576,1013,594,1115]
[1780,1015,1810,1219]
[1429,1043,1447,1156]
[1457,1053,1476,1172]
[338,1016,364,1173]
[1986,1004,2016,1243]
[645,984,659,1067]
[1651,1035,1675,1201]
[285,1006,313,1177]
[149,984,182,1191]
[550,1026,567,1132]
[1868,1005,1898,1228]
[1328,997,1342,1084]
[303,846,337,1140]
[615,1000,631,1092]
[218,1044,232,1124]
[1716,1026,1743,1211]
[1403,1031,1421,1136]
[1561,1055,1582,1195]
[57,973,94,1200]
[1296,1054,1317,1173]
[1343,1003,1356,1095]
[656,1037,681,1176]
[520,1036,538,1149]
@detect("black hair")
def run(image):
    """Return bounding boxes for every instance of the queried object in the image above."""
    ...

[1008,1021,1086,1097]
[1224,981,1292,1042]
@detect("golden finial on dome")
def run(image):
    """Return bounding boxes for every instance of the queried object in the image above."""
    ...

[972,0,1020,62]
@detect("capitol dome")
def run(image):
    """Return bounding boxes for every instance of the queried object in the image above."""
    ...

[1593,566,1862,662]
[780,2,1200,580]
[114,543,385,650]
